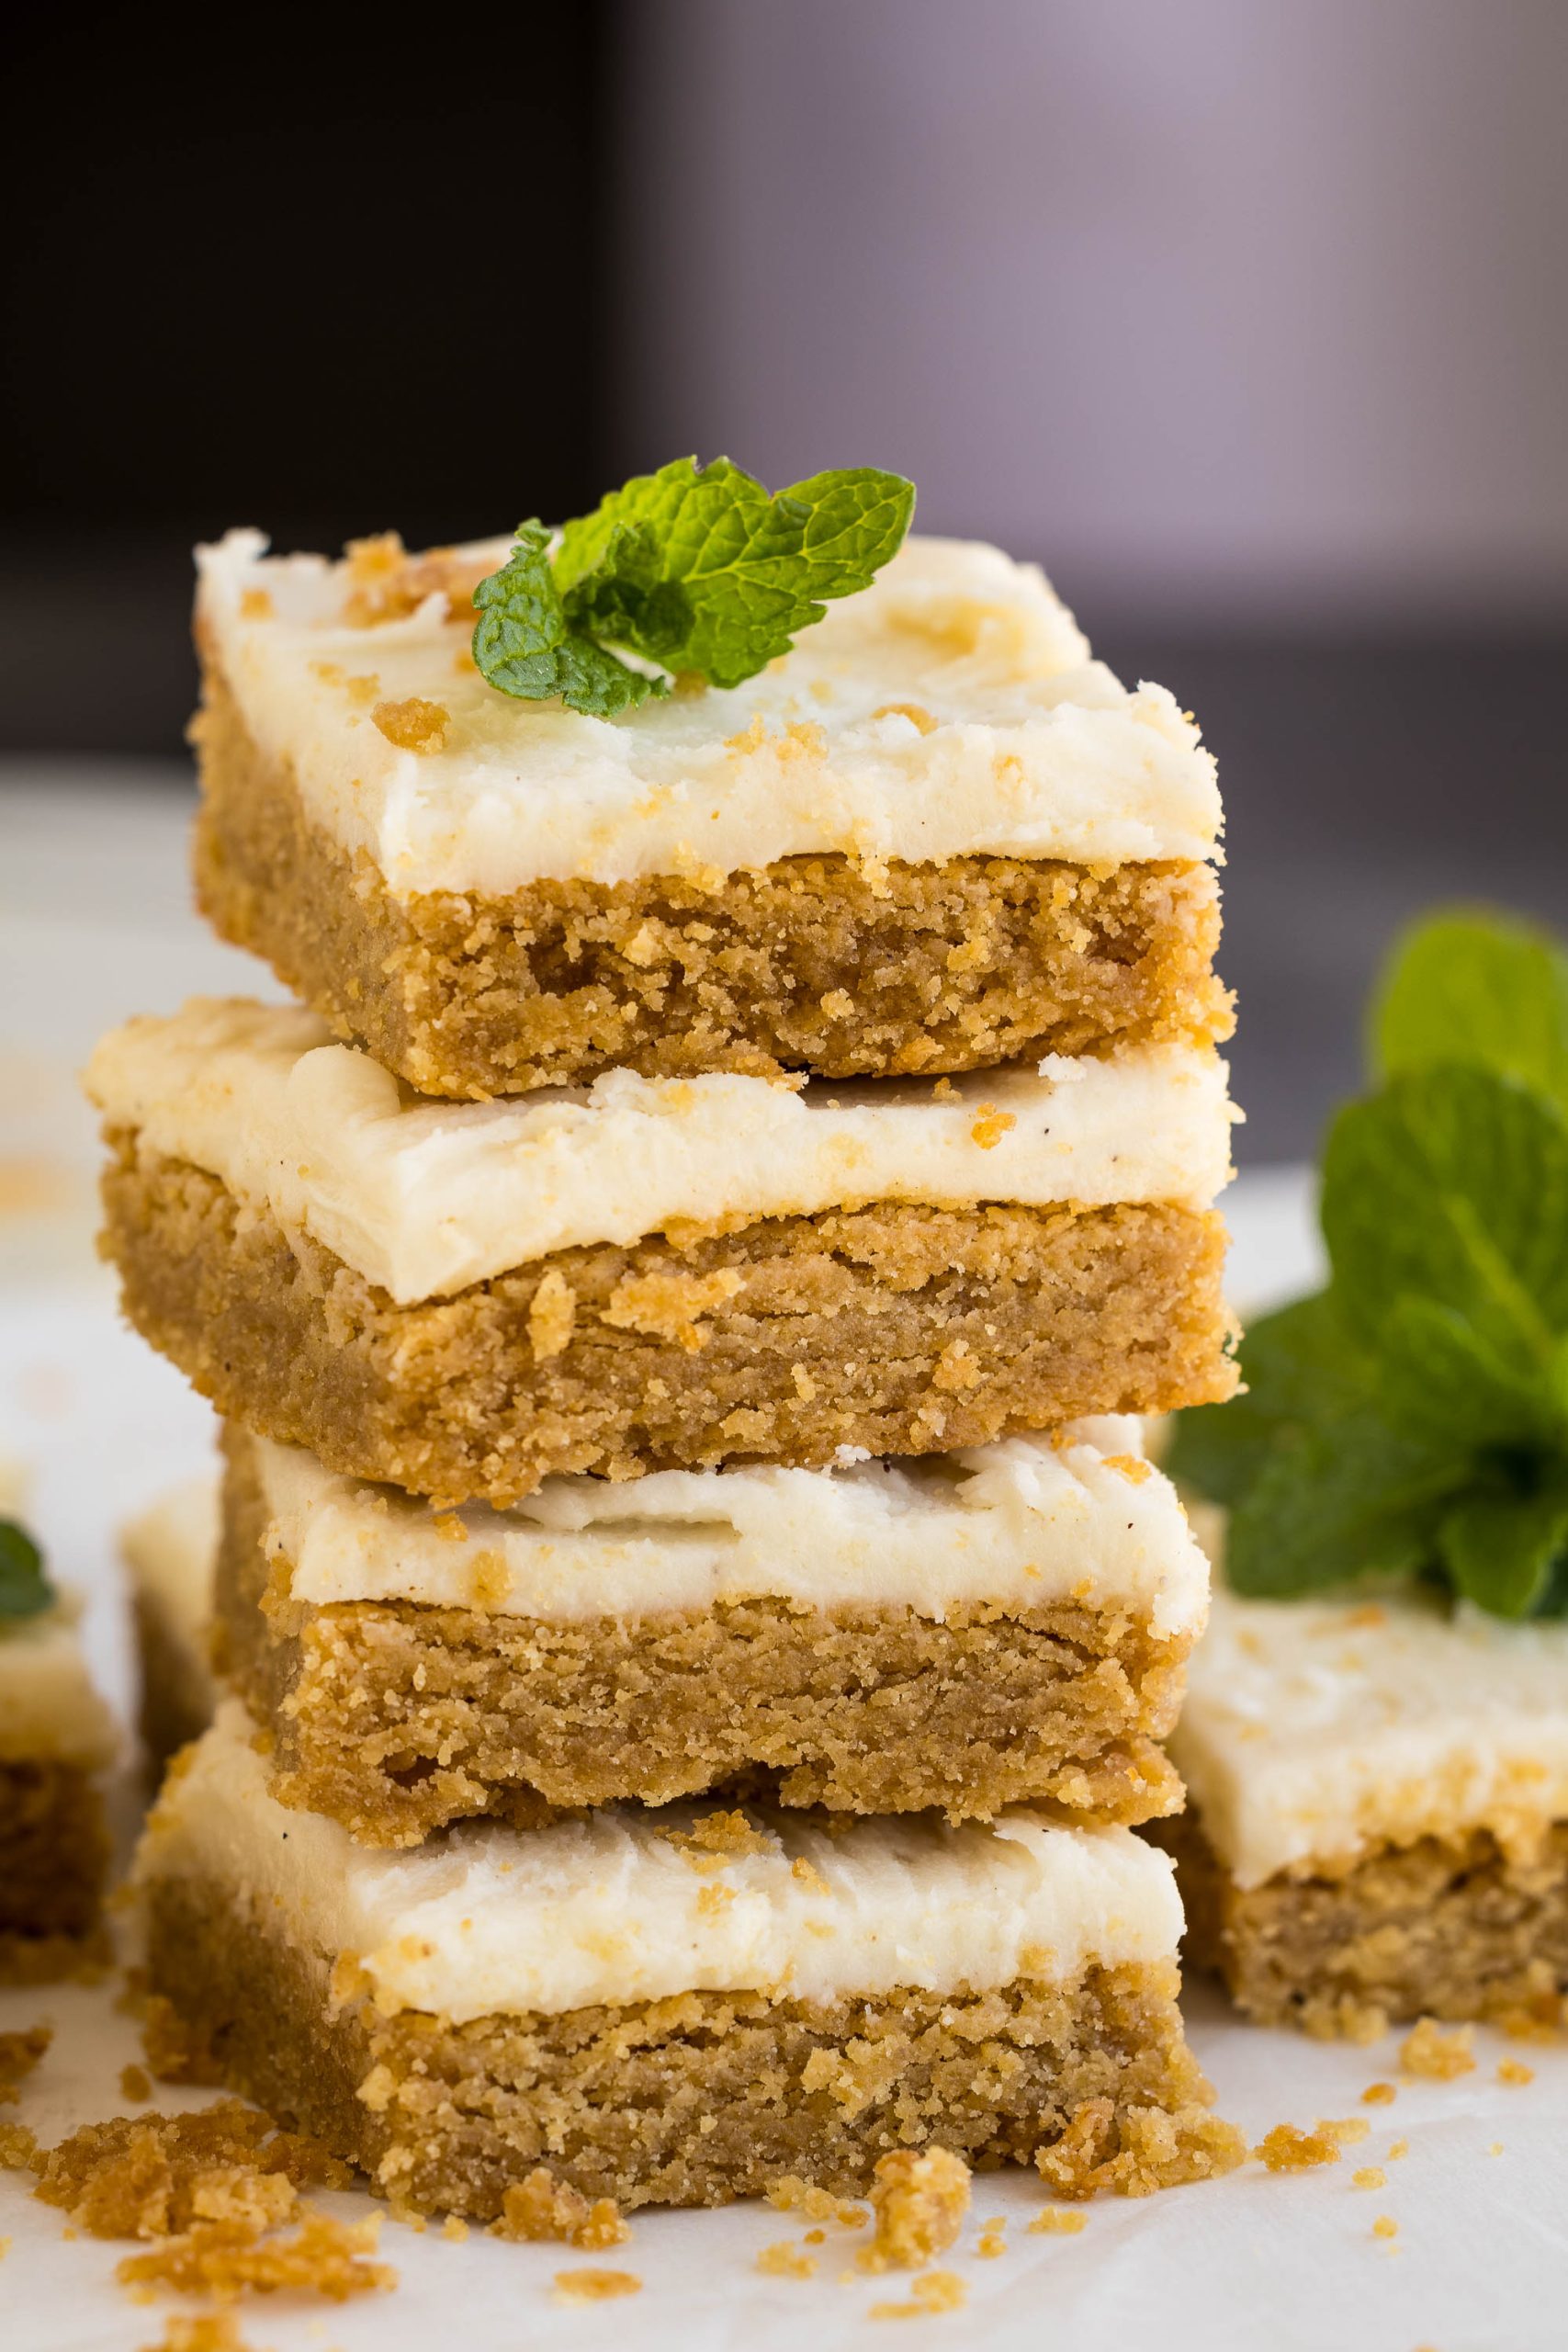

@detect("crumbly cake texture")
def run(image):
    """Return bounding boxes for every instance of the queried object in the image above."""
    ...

[215,1426,1191,1840]
[1166,1812,1568,2040]
[194,666,1229,1097]
[100,1139,1233,1506]
[0,1761,110,1984]
[122,1479,220,1766]
[189,528,1225,1095]
[143,1873,1218,2215]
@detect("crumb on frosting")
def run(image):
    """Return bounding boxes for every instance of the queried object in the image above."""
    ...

[372,697,449,754]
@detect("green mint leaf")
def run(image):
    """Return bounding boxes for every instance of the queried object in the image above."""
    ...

[1321,1064,1568,1370]
[1438,1482,1568,1619]
[0,1519,54,1621]
[1372,909,1568,1116]
[470,522,663,716]
[1370,1295,1563,1449]
[1225,1415,1463,1600]
[1167,1292,1370,1508]
[556,457,916,688]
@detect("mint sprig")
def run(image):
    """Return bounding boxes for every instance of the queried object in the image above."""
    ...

[0,1519,55,1622]
[1170,907,1568,1620]
[472,458,915,715]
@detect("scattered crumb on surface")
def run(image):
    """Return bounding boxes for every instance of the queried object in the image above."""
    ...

[1497,2059,1535,2086]
[119,2064,152,2103]
[1371,2214,1397,2242]
[765,2176,867,2228]
[1400,2018,1475,2081]
[1253,2123,1342,2174]
[1488,2142,1505,2156]
[136,2316,258,2351]
[1387,2140,1409,2161]
[1318,2117,1371,2148]
[118,2209,394,2303]
[1035,2098,1246,2201]
[0,2122,37,2169]
[869,2269,968,2320]
[28,2101,351,2239]
[441,2216,468,2243]
[118,1966,150,2018]
[0,2026,51,2104]
[491,2168,628,2250]
[552,2268,641,2304]
[1351,2167,1386,2190]
[1027,2207,1087,2235]
[756,2239,818,2278]
[861,2148,971,2272]
[976,2215,1006,2259]
[1360,2083,1396,2107]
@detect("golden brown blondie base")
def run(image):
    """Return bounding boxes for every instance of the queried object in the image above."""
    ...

[215,1429,1188,1843]
[101,1136,1235,1507]
[192,660,1231,1098]
[0,1759,109,1982]
[134,1591,214,1771]
[146,1871,1222,2214]
[1165,1813,1568,2037]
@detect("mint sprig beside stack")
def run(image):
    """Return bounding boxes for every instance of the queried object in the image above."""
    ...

[1170,910,1568,1620]
[472,458,916,717]
[0,1518,55,1622]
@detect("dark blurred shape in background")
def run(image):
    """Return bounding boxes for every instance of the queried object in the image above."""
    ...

[5,0,1567,1160]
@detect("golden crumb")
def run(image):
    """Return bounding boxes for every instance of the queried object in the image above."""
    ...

[1488,2142,1505,2156]
[818,989,856,1021]
[491,2168,628,2250]
[137,2315,258,2352]
[871,702,939,735]
[805,2227,825,2244]
[1387,2139,1409,2160]
[1028,2206,1087,2235]
[1371,2214,1397,2242]
[869,2269,968,2320]
[931,1077,957,1101]
[1351,2167,1386,2190]
[1400,2018,1475,2080]
[442,2214,468,2242]
[968,1104,1017,1150]
[142,1995,223,2085]
[0,2122,38,2169]
[696,1883,735,1918]
[119,2064,152,2103]
[765,2176,867,2228]
[1253,2123,1343,2173]
[238,588,274,622]
[527,1268,577,1363]
[791,1856,830,1894]
[662,1809,773,1865]
[976,2216,1006,2258]
[342,537,488,628]
[372,697,449,754]
[1360,2082,1396,2106]
[860,2147,970,2272]
[756,2238,817,2278]
[604,1265,743,1350]
[0,2025,51,2103]
[118,2209,394,2302]
[116,1965,151,2018]
[1498,2059,1535,2086]
[552,2267,641,2304]
[1317,2117,1371,2147]
[1039,2099,1247,2199]
[1102,1453,1153,1485]
[30,2101,351,2241]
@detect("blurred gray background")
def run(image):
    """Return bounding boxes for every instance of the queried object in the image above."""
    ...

[6,0,1568,1162]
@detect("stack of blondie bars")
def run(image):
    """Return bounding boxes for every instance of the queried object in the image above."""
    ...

[92,514,1240,2213]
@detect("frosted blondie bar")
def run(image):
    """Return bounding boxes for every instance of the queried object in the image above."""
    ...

[190,531,1229,1097]
[214,1415,1208,1843]
[137,1703,1233,2213]
[1168,1582,1568,2036]
[121,1476,220,1767]
[88,1000,1237,1506]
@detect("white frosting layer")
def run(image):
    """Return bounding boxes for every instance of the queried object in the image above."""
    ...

[1172,1582,1568,1887]
[140,1702,1182,2020]
[196,529,1221,892]
[252,1416,1208,1636]
[0,1600,118,1769]
[121,1477,220,1682]
[86,1000,1235,1305]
